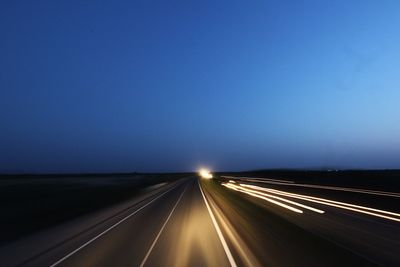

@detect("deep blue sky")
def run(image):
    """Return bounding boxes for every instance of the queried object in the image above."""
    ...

[1,1,400,173]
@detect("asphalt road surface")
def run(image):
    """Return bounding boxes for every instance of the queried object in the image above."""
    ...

[0,176,399,267]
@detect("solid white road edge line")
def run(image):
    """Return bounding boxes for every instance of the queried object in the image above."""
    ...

[198,179,238,267]
[49,182,182,267]
[139,185,188,267]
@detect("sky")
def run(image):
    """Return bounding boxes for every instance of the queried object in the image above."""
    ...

[1,0,400,173]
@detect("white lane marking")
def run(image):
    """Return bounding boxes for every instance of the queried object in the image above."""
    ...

[198,180,238,267]
[139,185,187,267]
[50,183,182,267]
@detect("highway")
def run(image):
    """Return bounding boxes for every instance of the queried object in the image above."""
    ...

[0,175,399,267]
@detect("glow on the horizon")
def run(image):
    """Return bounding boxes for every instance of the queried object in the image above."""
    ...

[199,169,213,179]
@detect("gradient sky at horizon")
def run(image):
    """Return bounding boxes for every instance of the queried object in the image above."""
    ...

[1,1,400,173]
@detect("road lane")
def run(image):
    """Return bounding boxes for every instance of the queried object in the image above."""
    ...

[198,180,237,267]
[0,178,188,267]
[10,177,234,267]
[51,185,187,267]
[142,178,232,267]
[45,180,188,267]
[139,186,187,267]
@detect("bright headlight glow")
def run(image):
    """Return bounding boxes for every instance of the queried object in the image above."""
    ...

[199,169,213,179]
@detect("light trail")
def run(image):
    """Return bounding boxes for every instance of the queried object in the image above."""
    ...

[238,178,400,198]
[240,184,400,222]
[241,184,400,218]
[222,176,293,184]
[222,183,303,213]
[224,183,324,214]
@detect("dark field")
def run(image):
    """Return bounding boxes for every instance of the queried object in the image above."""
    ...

[0,173,189,245]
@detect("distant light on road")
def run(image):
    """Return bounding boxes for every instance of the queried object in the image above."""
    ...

[199,169,213,179]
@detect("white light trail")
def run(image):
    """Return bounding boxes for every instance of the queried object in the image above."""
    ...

[221,176,293,184]
[239,179,400,198]
[240,184,400,222]
[223,183,303,213]
[224,183,324,214]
